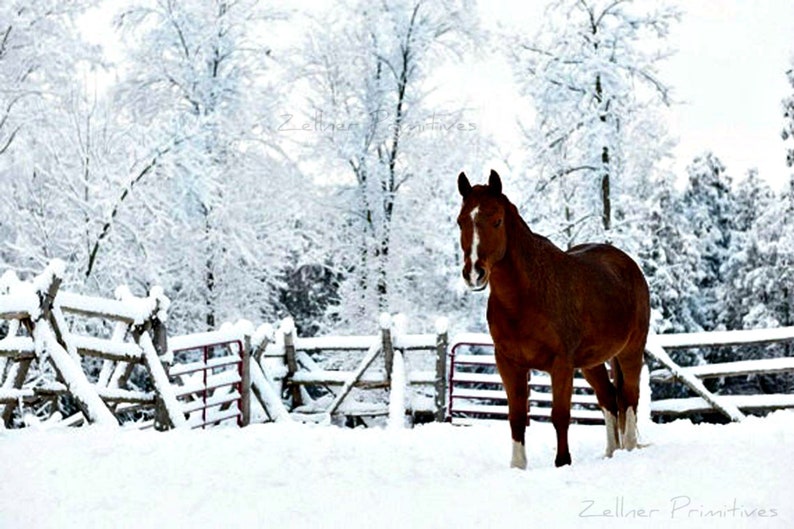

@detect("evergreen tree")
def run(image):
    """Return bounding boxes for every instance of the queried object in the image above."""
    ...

[681,152,735,332]
[783,66,794,169]
[721,169,775,331]
[638,175,702,335]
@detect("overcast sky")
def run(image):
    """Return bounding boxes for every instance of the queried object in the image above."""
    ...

[662,1,794,189]
[465,0,794,189]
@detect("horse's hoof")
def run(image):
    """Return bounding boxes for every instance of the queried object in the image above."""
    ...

[555,453,571,467]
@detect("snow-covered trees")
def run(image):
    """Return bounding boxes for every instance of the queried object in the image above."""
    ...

[511,0,679,245]
[111,0,304,330]
[783,66,794,170]
[637,175,701,334]
[681,152,735,332]
[0,1,103,277]
[1,0,793,349]
[297,0,483,330]
[0,1,97,157]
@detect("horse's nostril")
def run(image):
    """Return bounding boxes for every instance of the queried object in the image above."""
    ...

[475,265,485,281]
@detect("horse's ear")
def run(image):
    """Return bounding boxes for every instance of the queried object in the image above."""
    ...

[458,172,472,198]
[488,169,502,195]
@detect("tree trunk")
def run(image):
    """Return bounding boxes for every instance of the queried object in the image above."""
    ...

[601,146,611,233]
[204,206,215,330]
[377,228,390,313]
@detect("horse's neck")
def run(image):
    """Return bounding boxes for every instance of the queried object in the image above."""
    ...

[498,204,564,299]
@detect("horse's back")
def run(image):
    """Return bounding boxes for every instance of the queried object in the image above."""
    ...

[566,243,647,293]
[565,242,650,346]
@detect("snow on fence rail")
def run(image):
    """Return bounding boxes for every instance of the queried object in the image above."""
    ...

[446,330,794,425]
[3,261,794,430]
[647,329,794,421]
[275,314,448,425]
[0,260,184,429]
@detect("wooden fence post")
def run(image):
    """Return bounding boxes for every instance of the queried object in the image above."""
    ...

[35,262,117,426]
[239,331,251,427]
[434,317,449,422]
[282,318,303,408]
[380,313,394,380]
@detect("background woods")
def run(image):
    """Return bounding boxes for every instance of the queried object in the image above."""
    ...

[1,0,794,399]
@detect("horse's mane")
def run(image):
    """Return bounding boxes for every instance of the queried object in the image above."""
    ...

[502,197,562,263]
[500,196,569,306]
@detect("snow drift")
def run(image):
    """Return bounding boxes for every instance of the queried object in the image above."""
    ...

[1,411,792,528]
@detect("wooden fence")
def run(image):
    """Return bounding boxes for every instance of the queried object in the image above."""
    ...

[0,260,185,429]
[2,261,794,429]
[647,329,794,421]
[275,314,448,426]
[0,262,287,430]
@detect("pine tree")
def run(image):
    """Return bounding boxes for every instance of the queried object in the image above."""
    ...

[638,175,702,335]
[783,66,794,169]
[681,152,736,332]
[721,169,775,331]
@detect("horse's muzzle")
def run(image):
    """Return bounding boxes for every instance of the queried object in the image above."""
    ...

[463,264,488,291]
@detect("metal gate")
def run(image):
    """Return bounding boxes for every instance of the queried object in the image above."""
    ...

[447,336,603,424]
[169,340,245,429]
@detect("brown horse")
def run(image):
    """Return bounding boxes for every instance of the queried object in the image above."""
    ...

[456,170,650,469]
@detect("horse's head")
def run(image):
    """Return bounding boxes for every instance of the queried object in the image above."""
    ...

[456,169,507,291]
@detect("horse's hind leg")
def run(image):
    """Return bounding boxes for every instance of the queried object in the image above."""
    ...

[614,346,644,451]
[495,354,529,469]
[581,364,619,457]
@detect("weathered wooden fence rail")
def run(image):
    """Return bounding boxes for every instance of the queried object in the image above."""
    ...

[2,261,794,430]
[276,314,448,426]
[0,260,185,429]
[648,329,794,421]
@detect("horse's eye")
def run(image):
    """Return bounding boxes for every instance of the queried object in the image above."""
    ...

[495,218,503,228]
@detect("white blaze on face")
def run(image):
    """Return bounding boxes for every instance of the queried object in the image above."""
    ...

[468,206,480,285]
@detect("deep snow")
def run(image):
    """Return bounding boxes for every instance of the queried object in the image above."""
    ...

[2,412,793,529]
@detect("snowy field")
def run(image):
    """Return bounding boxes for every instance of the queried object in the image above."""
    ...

[2,412,793,529]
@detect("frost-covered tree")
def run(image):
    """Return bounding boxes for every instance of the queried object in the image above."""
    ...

[749,179,794,328]
[0,1,104,278]
[511,0,679,245]
[637,175,701,334]
[0,1,97,158]
[681,152,735,332]
[3,92,131,286]
[298,0,483,329]
[114,0,304,331]
[783,65,794,170]
[720,169,775,331]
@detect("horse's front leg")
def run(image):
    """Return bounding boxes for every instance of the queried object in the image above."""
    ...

[550,361,574,467]
[495,353,529,469]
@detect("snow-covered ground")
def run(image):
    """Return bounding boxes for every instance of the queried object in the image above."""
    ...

[2,412,793,529]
